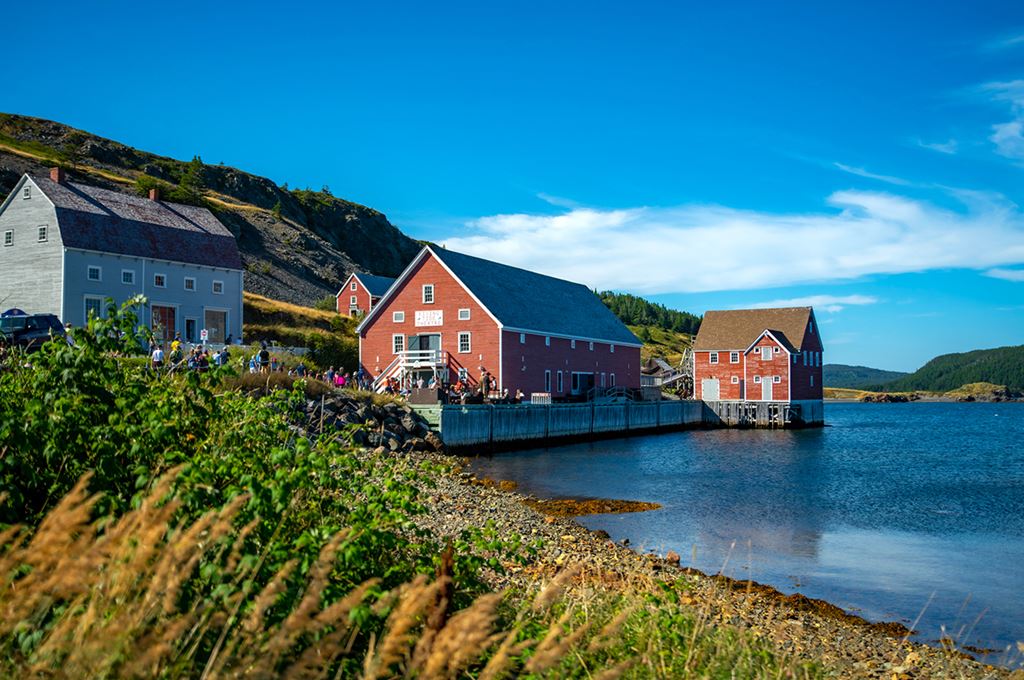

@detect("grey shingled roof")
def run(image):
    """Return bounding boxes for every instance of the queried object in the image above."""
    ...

[355,273,396,297]
[693,307,812,352]
[34,176,242,270]
[430,247,641,346]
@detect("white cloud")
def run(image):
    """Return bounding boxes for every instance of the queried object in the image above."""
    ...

[987,32,1024,50]
[536,192,582,209]
[915,138,958,155]
[984,267,1024,282]
[440,189,1024,294]
[833,162,913,186]
[983,80,1024,160]
[744,295,879,314]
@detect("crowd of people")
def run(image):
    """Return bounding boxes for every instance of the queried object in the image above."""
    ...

[149,335,230,373]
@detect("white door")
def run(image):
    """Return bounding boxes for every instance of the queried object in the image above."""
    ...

[762,377,773,401]
[702,378,720,401]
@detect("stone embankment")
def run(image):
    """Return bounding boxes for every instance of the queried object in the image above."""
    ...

[300,393,444,454]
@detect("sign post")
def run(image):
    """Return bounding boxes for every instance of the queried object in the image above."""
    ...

[200,328,208,343]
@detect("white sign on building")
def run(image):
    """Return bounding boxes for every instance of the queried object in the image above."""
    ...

[415,310,443,327]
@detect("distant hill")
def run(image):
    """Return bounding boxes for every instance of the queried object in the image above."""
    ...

[600,291,701,335]
[0,113,422,306]
[824,364,908,389]
[869,345,1024,393]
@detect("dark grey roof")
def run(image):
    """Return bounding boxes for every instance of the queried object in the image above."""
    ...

[430,247,641,345]
[33,176,243,270]
[355,273,396,297]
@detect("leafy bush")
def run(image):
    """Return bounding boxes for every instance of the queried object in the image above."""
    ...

[313,295,337,312]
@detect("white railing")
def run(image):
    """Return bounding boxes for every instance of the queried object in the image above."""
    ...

[371,349,446,392]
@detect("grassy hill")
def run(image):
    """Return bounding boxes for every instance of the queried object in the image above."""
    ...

[629,324,692,365]
[242,292,358,370]
[0,113,422,306]
[823,363,908,389]
[869,345,1024,393]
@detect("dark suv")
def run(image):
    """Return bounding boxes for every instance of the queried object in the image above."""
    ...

[0,313,67,352]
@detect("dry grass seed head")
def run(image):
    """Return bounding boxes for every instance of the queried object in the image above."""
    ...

[531,564,581,613]
[586,607,632,653]
[362,575,441,680]
[419,591,504,680]
[523,610,592,675]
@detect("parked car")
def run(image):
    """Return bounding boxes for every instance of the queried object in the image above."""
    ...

[0,313,66,352]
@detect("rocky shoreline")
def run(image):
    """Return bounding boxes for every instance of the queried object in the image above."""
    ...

[410,453,1016,679]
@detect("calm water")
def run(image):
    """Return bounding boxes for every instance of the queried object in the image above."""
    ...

[470,402,1024,666]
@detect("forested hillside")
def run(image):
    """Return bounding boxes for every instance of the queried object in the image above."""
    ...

[824,364,908,389]
[869,345,1024,393]
[600,291,701,335]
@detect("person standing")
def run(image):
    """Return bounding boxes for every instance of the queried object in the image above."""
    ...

[151,344,165,373]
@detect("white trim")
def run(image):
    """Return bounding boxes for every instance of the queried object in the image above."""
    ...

[458,308,471,321]
[421,283,434,304]
[62,246,243,273]
[351,281,358,291]
[153,272,167,288]
[709,351,719,365]
[212,280,224,295]
[37,225,47,242]
[83,294,104,321]
[392,333,405,354]
[743,329,793,355]
[2,230,11,247]
[457,331,471,353]
[729,351,740,364]
[121,268,136,285]
[183,276,196,292]
[87,264,102,282]
[336,273,358,298]
[392,311,405,323]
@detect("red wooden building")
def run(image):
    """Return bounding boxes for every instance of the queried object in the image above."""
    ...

[357,246,641,398]
[692,307,824,422]
[336,272,396,317]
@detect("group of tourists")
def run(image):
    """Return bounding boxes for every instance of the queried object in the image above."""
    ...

[149,334,229,373]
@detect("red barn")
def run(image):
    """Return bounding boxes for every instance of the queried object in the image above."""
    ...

[337,272,396,317]
[357,246,642,398]
[692,307,824,423]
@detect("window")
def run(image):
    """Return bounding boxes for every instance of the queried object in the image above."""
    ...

[422,284,434,304]
[588,342,594,351]
[793,355,798,364]
[458,332,471,353]
[392,334,405,354]
[351,281,357,291]
[709,352,719,365]
[84,297,103,320]
[809,321,814,334]
[37,226,47,242]
[803,351,808,366]
[816,352,821,367]
[153,273,166,288]
[731,376,739,384]
[810,375,815,387]
[350,295,358,305]
[545,336,550,347]
[393,311,405,323]
[519,333,526,344]
[87,265,101,282]
[184,277,196,291]
[601,372,607,388]
[610,344,615,353]
[571,339,576,349]
[610,373,616,386]
[3,231,11,247]
[753,375,761,384]
[121,270,135,285]
[557,371,564,392]
[458,367,469,381]
[544,370,551,392]
[458,308,471,321]
[212,280,224,294]
[761,347,772,361]
[730,351,739,364]
[773,346,780,353]
[22,186,30,199]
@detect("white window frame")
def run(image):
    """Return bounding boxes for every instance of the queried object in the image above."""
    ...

[610,344,615,353]
[519,333,526,344]
[545,336,551,347]
[84,295,104,321]
[153,273,166,288]
[37,225,47,242]
[544,370,552,393]
[184,277,196,292]
[351,281,358,291]
[212,280,224,295]
[809,321,814,334]
[350,295,358,305]
[121,269,135,285]
[773,375,781,384]
[589,342,594,351]
[601,372,607,388]
[774,346,780,354]
[811,375,815,387]
[422,284,434,304]
[392,334,405,354]
[571,339,576,349]
[729,351,739,364]
[762,346,772,361]
[610,373,616,387]
[22,186,30,199]
[731,376,739,384]
[3,230,11,247]
[458,331,471,353]
[87,265,102,282]
[557,370,564,392]
[709,352,719,365]
[753,375,762,384]
[392,311,405,323]
[458,308,471,320]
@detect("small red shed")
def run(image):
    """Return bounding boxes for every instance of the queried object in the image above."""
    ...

[692,307,824,421]
[357,246,642,398]
[337,272,396,317]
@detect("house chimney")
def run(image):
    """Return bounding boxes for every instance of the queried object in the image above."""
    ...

[148,187,161,201]
[50,167,65,184]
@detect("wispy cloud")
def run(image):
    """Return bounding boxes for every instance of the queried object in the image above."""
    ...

[984,267,1024,282]
[744,295,878,313]
[986,32,1024,50]
[440,188,1024,294]
[982,80,1024,160]
[915,138,958,155]
[536,192,582,209]
[833,162,913,186]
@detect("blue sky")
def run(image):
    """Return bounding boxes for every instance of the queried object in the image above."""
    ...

[4,1,1024,371]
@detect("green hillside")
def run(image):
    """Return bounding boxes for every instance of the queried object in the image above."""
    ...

[823,363,908,389]
[870,345,1024,393]
[600,291,701,335]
